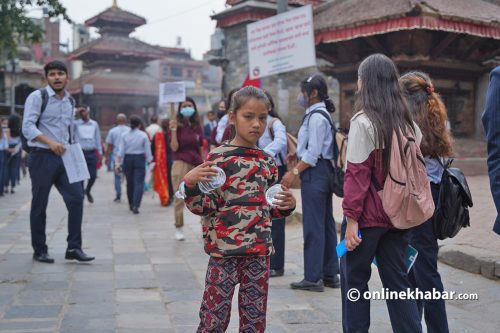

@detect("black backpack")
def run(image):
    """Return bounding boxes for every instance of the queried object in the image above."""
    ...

[432,158,473,240]
[21,88,75,152]
[307,109,344,198]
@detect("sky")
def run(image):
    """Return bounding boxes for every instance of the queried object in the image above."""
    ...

[53,0,228,60]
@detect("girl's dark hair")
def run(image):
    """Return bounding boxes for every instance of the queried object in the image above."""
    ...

[226,88,239,113]
[130,115,142,129]
[300,74,335,113]
[400,71,453,158]
[8,114,21,137]
[264,91,281,120]
[229,86,270,115]
[354,53,414,175]
[177,96,201,129]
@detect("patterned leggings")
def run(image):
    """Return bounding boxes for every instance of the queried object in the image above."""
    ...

[197,256,270,333]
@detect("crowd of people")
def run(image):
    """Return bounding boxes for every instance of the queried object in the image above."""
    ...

[16,56,500,333]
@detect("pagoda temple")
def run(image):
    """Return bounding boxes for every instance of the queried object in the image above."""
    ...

[67,0,164,127]
[314,0,500,138]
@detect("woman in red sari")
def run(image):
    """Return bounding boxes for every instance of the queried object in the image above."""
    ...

[152,119,173,206]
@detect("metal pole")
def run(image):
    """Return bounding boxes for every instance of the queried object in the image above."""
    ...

[10,59,16,115]
[277,0,288,117]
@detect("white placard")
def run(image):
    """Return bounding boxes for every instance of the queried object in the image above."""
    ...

[62,143,90,184]
[159,81,186,105]
[247,5,316,79]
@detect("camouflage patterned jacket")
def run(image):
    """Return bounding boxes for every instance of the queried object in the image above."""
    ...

[184,143,294,257]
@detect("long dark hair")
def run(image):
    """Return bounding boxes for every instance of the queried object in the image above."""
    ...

[300,74,335,113]
[177,96,201,129]
[354,54,414,175]
[264,91,281,120]
[129,115,142,129]
[8,114,21,138]
[400,71,453,158]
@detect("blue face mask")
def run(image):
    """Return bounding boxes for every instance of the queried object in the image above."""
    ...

[297,94,308,109]
[180,107,195,118]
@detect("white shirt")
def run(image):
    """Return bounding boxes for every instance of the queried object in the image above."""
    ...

[75,119,102,154]
[215,114,229,144]
[146,123,161,139]
[117,128,153,162]
[106,125,130,155]
[258,115,287,166]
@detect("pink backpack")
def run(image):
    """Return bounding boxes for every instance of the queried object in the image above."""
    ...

[376,128,435,229]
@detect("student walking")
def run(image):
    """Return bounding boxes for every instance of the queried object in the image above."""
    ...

[341,54,422,333]
[182,86,296,332]
[105,113,130,202]
[258,91,288,277]
[282,74,340,292]
[115,115,153,214]
[5,115,22,194]
[152,118,173,206]
[0,123,7,197]
[75,105,102,203]
[22,60,94,263]
[169,97,204,241]
[400,71,451,332]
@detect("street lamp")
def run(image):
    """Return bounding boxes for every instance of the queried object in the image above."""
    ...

[6,58,21,115]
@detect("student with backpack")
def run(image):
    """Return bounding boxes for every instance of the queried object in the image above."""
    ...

[182,86,296,332]
[22,60,94,264]
[282,74,340,292]
[400,71,452,332]
[341,54,423,333]
[258,91,288,277]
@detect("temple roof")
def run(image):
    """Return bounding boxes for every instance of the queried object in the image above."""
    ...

[67,35,164,61]
[314,0,500,43]
[85,5,146,29]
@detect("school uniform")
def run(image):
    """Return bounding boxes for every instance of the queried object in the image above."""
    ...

[117,128,153,210]
[258,115,288,272]
[341,111,422,333]
[4,136,21,192]
[295,102,339,284]
[75,118,102,198]
[0,135,7,195]
[407,158,449,333]
[22,86,85,257]
[105,124,130,200]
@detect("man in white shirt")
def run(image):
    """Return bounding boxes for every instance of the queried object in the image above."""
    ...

[105,114,130,202]
[146,115,161,139]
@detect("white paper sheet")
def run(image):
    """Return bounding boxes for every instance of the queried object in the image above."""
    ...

[62,143,90,184]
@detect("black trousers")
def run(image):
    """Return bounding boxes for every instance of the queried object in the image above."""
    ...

[408,183,449,333]
[123,154,146,209]
[270,165,286,270]
[340,219,422,333]
[28,150,84,255]
[300,159,339,282]
[83,150,97,194]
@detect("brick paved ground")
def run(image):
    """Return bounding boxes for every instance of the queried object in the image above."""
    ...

[0,171,498,332]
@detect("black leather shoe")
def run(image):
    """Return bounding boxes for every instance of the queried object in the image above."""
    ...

[86,192,94,203]
[129,205,133,211]
[290,279,324,292]
[65,249,95,262]
[33,253,54,264]
[324,275,341,288]
[269,268,284,278]
[132,207,139,214]
[114,197,121,203]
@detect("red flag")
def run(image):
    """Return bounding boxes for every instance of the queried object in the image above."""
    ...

[241,74,261,88]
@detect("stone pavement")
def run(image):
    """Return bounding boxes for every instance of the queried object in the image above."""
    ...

[0,172,499,332]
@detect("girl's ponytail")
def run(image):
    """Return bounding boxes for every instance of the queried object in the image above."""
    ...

[323,96,336,113]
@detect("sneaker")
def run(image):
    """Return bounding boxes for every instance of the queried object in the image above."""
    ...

[175,228,185,241]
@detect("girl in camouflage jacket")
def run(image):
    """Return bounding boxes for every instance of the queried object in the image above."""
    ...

[182,86,296,332]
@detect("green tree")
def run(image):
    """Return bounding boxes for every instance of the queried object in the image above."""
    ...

[0,0,71,62]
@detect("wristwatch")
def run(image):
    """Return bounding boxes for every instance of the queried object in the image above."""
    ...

[292,167,299,176]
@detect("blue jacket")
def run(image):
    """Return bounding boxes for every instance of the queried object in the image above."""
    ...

[482,66,500,235]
